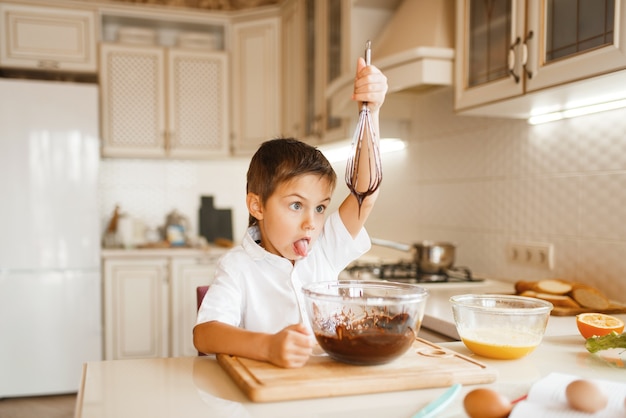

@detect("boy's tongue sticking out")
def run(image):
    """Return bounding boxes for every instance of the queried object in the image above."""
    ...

[294,239,309,257]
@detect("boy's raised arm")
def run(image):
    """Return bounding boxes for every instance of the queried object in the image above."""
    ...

[339,57,388,237]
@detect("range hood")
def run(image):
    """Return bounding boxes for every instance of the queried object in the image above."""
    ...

[327,0,455,118]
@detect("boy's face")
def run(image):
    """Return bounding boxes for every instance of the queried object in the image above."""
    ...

[249,174,333,262]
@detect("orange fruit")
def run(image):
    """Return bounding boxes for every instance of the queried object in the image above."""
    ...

[576,313,624,339]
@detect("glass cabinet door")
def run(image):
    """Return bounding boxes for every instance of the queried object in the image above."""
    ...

[526,0,625,92]
[305,0,316,138]
[467,0,512,87]
[304,0,346,141]
[544,0,614,63]
[325,0,342,132]
[456,0,626,114]
[455,0,525,111]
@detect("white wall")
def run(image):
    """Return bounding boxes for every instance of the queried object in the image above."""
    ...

[363,87,626,299]
[100,86,626,299]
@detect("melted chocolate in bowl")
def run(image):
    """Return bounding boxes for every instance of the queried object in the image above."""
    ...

[314,312,416,365]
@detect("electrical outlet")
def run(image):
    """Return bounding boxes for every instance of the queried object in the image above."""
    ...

[507,242,554,270]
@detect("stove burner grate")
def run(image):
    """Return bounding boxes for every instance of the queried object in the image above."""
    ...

[345,261,483,283]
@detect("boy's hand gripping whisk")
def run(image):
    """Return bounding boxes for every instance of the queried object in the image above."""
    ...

[345,40,383,215]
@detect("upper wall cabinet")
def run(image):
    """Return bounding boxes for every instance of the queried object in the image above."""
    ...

[280,0,306,140]
[280,0,351,144]
[230,14,281,156]
[455,0,626,118]
[0,2,97,73]
[100,43,229,158]
[283,0,403,143]
[98,8,230,159]
[308,0,350,143]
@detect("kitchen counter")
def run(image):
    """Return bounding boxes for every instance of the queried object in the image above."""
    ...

[101,246,228,258]
[75,314,626,418]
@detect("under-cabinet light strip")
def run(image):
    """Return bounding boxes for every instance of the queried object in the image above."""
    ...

[320,137,406,163]
[528,98,626,125]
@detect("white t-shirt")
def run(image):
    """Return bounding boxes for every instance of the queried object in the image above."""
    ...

[196,211,371,334]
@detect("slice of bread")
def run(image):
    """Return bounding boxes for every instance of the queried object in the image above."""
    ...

[534,279,573,295]
[519,290,581,309]
[514,280,536,294]
[570,284,611,310]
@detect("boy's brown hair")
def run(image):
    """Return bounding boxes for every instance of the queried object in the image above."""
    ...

[246,138,337,226]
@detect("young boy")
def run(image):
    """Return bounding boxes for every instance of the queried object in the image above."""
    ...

[193,57,388,368]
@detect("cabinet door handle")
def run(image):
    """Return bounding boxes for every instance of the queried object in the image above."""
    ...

[195,257,217,264]
[162,131,168,152]
[508,37,521,83]
[38,60,59,69]
[523,31,534,79]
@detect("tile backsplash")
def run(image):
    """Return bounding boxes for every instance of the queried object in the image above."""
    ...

[99,157,251,246]
[363,87,626,299]
[99,86,626,299]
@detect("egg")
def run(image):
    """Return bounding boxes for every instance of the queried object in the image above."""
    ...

[565,379,608,413]
[463,388,512,418]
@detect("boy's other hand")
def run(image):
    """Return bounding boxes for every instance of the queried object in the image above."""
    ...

[267,323,314,368]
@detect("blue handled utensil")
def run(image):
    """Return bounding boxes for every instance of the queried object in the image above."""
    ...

[411,383,462,418]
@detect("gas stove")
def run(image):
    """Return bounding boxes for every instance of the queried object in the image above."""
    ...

[343,260,484,284]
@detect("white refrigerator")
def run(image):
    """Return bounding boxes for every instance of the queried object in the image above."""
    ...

[0,78,102,397]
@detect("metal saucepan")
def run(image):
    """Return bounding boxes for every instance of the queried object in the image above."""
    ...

[371,238,456,274]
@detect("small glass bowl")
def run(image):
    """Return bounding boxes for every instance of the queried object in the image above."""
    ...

[450,294,553,360]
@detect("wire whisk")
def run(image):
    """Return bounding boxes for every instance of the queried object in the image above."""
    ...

[345,40,383,216]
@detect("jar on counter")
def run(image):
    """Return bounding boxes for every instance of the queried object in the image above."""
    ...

[164,209,190,246]
[116,213,134,249]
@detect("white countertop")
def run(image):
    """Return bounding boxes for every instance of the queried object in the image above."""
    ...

[76,313,626,418]
[101,246,228,258]
[84,255,624,416]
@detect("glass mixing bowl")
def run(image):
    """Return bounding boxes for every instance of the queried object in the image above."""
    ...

[450,294,553,360]
[302,280,429,365]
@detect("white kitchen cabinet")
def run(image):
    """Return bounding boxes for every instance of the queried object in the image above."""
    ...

[103,257,169,360]
[100,43,229,158]
[0,2,97,73]
[454,0,524,111]
[103,250,223,360]
[167,48,229,159]
[170,255,220,357]
[280,0,307,139]
[283,0,374,144]
[455,0,626,117]
[231,15,281,155]
[100,44,165,157]
[281,0,350,143]
[309,0,351,143]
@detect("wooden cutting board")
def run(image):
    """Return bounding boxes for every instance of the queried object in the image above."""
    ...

[216,338,497,402]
